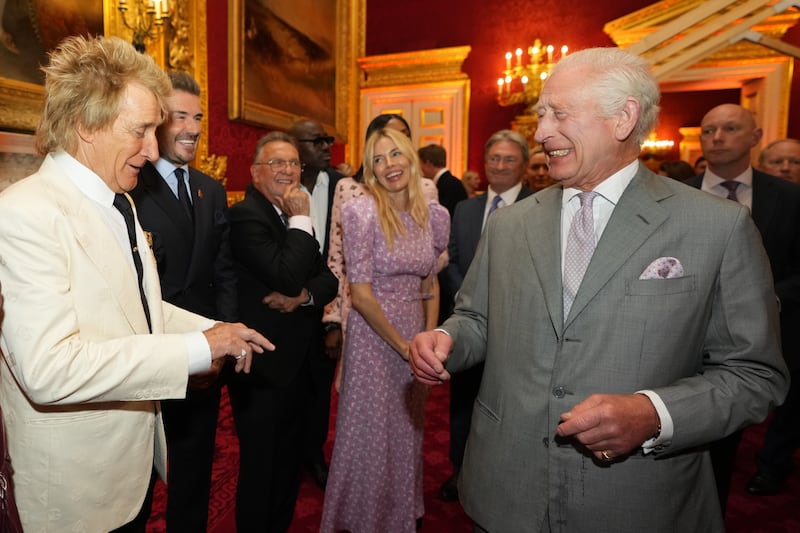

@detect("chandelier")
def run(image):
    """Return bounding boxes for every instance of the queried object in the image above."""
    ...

[497,39,568,113]
[118,0,170,53]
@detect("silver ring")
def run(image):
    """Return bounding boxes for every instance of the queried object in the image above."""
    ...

[235,349,246,360]
[601,450,612,461]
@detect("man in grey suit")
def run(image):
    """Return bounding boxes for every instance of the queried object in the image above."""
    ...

[409,47,789,532]
[438,129,532,502]
[686,105,800,503]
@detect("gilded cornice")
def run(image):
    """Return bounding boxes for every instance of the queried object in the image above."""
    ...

[0,79,43,132]
[358,46,472,88]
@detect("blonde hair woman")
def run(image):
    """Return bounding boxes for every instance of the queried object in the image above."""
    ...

[321,128,450,532]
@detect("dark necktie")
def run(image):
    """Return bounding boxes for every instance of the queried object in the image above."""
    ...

[488,194,502,217]
[113,194,152,332]
[720,180,740,203]
[175,168,193,221]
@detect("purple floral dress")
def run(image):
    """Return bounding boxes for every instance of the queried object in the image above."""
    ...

[320,195,449,533]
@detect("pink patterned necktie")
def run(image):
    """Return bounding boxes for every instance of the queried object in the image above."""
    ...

[563,191,598,319]
[720,180,740,203]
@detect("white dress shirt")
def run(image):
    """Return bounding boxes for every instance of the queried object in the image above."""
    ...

[53,151,211,374]
[700,166,753,211]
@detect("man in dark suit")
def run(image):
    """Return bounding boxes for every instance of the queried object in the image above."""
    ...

[228,132,337,533]
[686,103,800,505]
[419,144,467,217]
[409,47,787,532]
[129,71,238,532]
[437,129,532,502]
[287,119,343,489]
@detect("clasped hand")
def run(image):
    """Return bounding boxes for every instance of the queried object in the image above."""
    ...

[408,330,452,385]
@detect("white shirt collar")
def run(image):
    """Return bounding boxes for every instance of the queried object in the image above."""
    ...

[561,159,639,210]
[53,151,116,207]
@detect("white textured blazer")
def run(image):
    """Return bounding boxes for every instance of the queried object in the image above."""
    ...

[0,154,212,531]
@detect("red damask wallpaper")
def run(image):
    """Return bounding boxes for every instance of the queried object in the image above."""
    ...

[207,0,800,191]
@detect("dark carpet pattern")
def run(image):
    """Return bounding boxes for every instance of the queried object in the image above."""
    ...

[147,384,799,532]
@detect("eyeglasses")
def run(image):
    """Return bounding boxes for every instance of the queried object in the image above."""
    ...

[487,155,520,167]
[297,136,335,147]
[254,159,304,172]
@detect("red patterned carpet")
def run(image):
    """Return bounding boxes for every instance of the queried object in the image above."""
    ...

[146,384,799,532]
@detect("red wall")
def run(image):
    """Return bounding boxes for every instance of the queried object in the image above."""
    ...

[207,1,800,190]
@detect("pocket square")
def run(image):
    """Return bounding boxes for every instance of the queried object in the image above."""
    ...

[639,257,684,280]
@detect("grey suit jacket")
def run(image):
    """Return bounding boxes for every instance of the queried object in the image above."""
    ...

[443,167,789,532]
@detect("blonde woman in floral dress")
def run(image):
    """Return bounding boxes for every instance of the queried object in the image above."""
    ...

[320,128,449,532]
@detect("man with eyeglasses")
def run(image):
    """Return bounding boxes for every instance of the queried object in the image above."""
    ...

[227,131,338,532]
[287,119,344,490]
[437,129,532,503]
[759,138,800,183]
[686,103,800,507]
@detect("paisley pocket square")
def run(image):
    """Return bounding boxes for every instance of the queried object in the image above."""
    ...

[639,257,684,280]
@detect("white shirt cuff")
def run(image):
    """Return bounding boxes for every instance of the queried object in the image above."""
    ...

[636,390,674,454]
[185,331,212,375]
[288,214,313,236]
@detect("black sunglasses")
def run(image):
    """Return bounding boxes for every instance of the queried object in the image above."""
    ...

[297,136,335,147]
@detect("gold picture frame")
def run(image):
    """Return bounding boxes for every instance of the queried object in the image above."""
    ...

[0,0,107,132]
[228,0,364,150]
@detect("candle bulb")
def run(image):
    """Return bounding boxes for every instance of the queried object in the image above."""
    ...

[497,78,504,98]
[505,75,512,96]
[515,48,523,68]
[505,51,512,71]
[547,45,554,64]
[561,45,569,58]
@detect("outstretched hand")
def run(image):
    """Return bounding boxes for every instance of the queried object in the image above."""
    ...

[203,322,275,374]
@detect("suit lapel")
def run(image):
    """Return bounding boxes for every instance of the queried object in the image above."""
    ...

[524,187,565,332]
[751,170,776,236]
[141,163,194,242]
[41,165,151,334]
[566,171,672,326]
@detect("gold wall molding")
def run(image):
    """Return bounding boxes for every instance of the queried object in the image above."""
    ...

[358,46,472,178]
[358,46,471,88]
[606,0,798,144]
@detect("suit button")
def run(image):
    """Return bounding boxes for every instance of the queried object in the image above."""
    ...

[552,386,565,398]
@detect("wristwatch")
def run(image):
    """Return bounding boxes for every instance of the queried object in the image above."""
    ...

[323,322,341,334]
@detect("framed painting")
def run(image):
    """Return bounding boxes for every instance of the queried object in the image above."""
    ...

[228,0,364,147]
[0,0,104,132]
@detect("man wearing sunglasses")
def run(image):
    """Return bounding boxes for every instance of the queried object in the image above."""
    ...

[288,119,345,490]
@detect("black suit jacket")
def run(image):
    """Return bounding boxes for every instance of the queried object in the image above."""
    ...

[228,185,338,386]
[130,162,237,321]
[436,170,468,217]
[441,185,533,314]
[686,170,800,366]
[318,167,344,259]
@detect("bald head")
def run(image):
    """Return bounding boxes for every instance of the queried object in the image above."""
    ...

[699,104,762,179]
